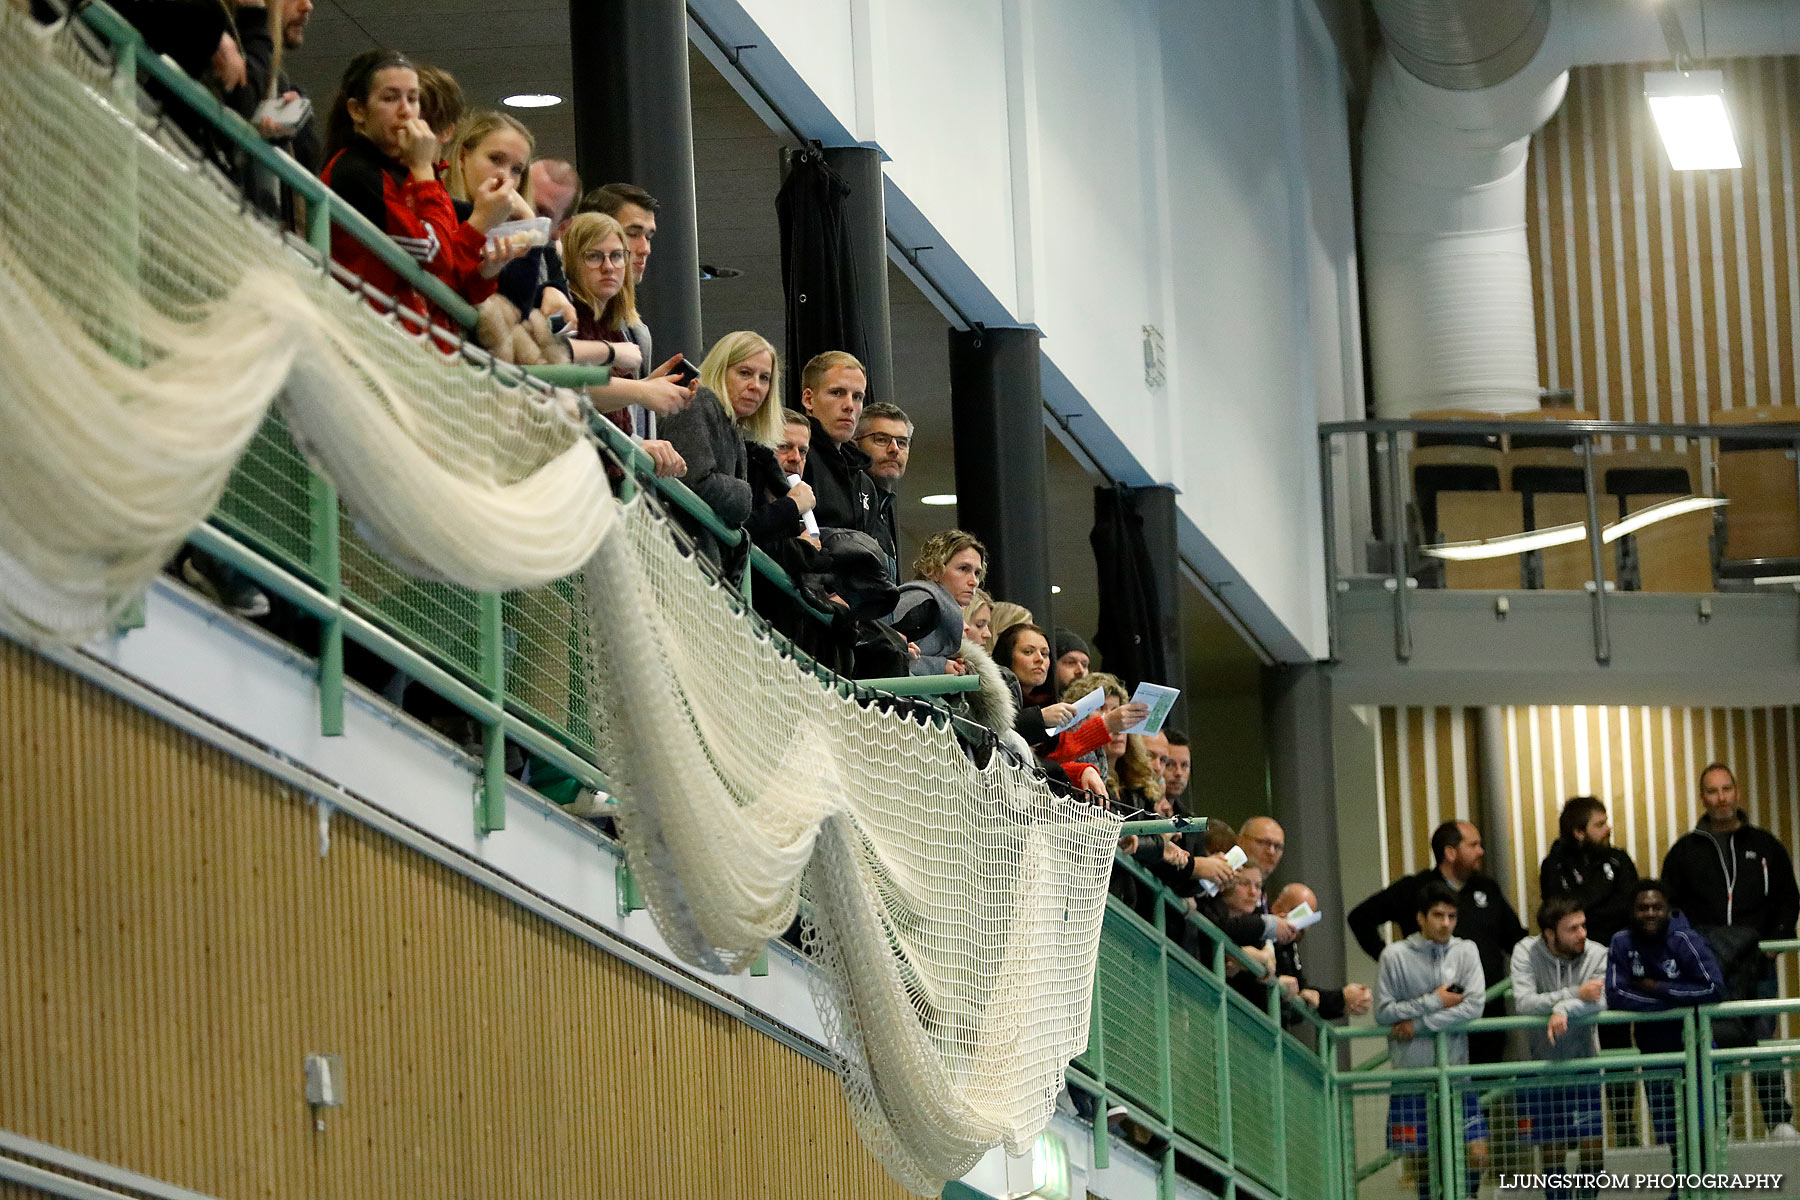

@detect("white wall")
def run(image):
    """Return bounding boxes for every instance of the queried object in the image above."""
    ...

[710,0,1361,661]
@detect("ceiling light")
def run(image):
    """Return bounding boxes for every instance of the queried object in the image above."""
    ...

[1051,585,1062,594]
[503,93,562,109]
[1421,496,1725,561]
[1645,71,1741,171]
[920,494,956,506]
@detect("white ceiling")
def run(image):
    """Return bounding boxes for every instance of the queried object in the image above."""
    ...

[287,0,1263,701]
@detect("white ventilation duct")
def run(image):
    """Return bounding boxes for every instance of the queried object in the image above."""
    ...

[1363,0,1800,419]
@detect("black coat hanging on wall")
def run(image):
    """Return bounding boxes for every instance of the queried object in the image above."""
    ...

[776,147,870,410]
[1090,485,1173,692]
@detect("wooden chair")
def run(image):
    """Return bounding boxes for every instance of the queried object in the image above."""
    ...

[1602,449,1699,504]
[1434,491,1526,590]
[1532,493,1617,591]
[1710,405,1800,561]
[1412,445,1503,539]
[1626,495,1715,593]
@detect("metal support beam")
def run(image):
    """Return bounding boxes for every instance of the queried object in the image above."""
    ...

[569,0,704,363]
[1581,436,1612,665]
[949,326,1054,623]
[820,146,894,409]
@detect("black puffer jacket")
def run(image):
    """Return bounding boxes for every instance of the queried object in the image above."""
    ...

[802,417,879,541]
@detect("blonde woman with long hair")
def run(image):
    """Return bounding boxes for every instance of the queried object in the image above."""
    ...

[658,331,817,554]
[443,111,574,324]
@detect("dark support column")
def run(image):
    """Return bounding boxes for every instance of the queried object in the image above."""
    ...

[1264,664,1345,989]
[820,147,894,407]
[949,327,1052,624]
[1136,486,1187,729]
[569,0,703,361]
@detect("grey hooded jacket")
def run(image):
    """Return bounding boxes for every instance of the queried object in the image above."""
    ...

[1375,932,1486,1069]
[1509,935,1607,1061]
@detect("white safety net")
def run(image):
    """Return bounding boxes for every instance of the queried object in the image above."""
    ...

[0,6,611,642]
[584,500,1121,1194]
[0,8,1123,1193]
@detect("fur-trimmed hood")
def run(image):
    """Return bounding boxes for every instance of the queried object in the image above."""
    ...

[958,638,1021,744]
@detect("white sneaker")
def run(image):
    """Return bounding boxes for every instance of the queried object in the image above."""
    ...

[1770,1121,1800,1140]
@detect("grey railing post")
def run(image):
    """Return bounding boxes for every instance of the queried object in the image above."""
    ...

[1581,435,1612,664]
[1319,431,1341,661]
[1386,429,1412,662]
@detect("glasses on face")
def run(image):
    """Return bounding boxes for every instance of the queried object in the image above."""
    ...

[860,432,911,450]
[582,249,627,268]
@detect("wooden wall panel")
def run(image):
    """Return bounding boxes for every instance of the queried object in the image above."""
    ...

[1371,703,1800,1029]
[1528,58,1800,434]
[0,641,909,1200]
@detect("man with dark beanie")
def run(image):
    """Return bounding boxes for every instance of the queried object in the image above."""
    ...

[1052,628,1091,694]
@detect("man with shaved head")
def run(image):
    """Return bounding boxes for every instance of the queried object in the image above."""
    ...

[1273,883,1371,1020]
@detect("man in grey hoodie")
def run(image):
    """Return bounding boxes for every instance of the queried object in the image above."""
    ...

[1376,880,1489,1199]
[1510,896,1608,1198]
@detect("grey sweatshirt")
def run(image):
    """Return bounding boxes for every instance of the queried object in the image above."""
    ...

[1509,935,1607,1061]
[1375,932,1486,1068]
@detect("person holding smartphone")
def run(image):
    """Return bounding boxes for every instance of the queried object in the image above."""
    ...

[1376,881,1488,1199]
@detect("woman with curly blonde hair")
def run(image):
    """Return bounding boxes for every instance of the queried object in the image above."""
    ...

[891,530,986,676]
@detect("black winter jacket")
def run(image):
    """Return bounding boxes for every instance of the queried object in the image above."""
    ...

[1348,866,1527,994]
[1661,811,1799,942]
[1540,835,1640,945]
[802,418,880,544]
[871,485,898,579]
[1276,938,1347,1021]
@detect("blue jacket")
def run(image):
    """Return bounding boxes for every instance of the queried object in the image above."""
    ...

[1605,913,1726,1053]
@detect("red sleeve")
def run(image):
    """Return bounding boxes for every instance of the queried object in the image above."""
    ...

[392,176,501,304]
[1046,713,1111,764]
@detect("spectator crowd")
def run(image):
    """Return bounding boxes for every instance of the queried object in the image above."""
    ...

[84,8,1800,1198]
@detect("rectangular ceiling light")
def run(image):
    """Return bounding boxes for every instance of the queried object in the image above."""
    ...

[1645,69,1742,171]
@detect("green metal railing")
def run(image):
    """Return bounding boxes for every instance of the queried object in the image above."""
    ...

[1067,851,1341,1200]
[71,0,986,829]
[68,11,1800,1200]
[1331,940,1800,1199]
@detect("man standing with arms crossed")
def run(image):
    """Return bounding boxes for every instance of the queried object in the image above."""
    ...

[1662,763,1800,1139]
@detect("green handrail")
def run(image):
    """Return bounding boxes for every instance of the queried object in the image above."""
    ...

[1108,848,1338,1036]
[74,0,860,642]
[855,674,982,697]
[75,0,482,332]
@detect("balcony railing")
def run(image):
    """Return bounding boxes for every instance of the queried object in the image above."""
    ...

[1319,413,1800,663]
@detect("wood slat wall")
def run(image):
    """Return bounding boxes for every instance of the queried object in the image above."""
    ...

[1528,58,1800,426]
[0,642,909,1200]
[1372,703,1800,1001]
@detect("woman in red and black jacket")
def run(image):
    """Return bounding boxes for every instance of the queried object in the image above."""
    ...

[318,50,515,328]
